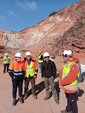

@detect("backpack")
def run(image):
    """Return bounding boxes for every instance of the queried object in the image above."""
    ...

[69,57,84,83]
[77,63,85,83]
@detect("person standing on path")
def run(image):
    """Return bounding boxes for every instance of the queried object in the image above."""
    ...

[8,52,25,106]
[3,53,10,73]
[24,52,38,100]
[50,54,56,62]
[41,52,59,104]
[38,51,44,73]
[59,50,79,113]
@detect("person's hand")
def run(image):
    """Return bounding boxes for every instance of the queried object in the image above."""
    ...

[13,76,15,79]
[41,78,44,81]
[23,67,25,71]
[52,76,55,80]
[59,84,63,89]
[59,80,63,89]
[34,76,37,79]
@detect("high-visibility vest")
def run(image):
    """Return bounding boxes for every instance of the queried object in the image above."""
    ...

[50,57,54,61]
[38,54,43,63]
[9,61,25,80]
[3,56,10,64]
[26,61,35,77]
[62,62,79,86]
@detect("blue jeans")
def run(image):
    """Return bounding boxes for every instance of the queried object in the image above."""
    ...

[39,63,42,72]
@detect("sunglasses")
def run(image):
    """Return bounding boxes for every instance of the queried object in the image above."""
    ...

[63,54,72,58]
[63,54,67,57]
[26,55,31,57]
[44,56,49,58]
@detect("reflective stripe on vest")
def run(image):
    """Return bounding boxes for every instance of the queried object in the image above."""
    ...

[26,61,34,77]
[3,56,10,64]
[9,61,24,76]
[62,62,79,86]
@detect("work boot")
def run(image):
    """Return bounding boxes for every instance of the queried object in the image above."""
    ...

[44,96,50,100]
[61,110,72,113]
[12,98,16,106]
[55,100,60,104]
[19,97,24,104]
[32,94,37,99]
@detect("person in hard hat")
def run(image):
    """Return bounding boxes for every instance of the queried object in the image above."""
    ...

[50,54,56,62]
[41,52,59,104]
[38,51,44,72]
[24,52,38,100]
[3,53,10,73]
[8,52,25,106]
[59,50,79,113]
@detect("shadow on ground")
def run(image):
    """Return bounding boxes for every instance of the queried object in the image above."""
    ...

[35,81,45,95]
[23,81,45,99]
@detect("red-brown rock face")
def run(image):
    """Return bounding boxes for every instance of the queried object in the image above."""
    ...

[0,0,85,58]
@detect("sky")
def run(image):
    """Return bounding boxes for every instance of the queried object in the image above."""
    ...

[0,0,81,31]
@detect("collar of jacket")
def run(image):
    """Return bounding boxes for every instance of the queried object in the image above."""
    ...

[27,59,32,65]
[45,60,50,64]
[15,60,22,63]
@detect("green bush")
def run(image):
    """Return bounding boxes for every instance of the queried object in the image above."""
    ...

[49,11,57,17]
[80,22,84,26]
[58,12,64,15]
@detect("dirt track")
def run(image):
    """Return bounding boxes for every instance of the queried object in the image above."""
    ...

[0,56,85,113]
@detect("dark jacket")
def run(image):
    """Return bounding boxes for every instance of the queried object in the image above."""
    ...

[41,60,56,78]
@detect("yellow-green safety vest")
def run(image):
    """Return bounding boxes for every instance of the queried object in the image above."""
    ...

[62,62,80,86]
[26,61,35,77]
[50,57,54,61]
[3,56,10,64]
[38,54,43,63]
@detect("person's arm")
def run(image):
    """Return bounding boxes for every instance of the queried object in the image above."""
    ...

[8,62,14,79]
[3,57,6,61]
[41,55,43,60]
[41,63,44,78]
[38,54,41,60]
[22,62,25,77]
[59,68,63,88]
[59,68,63,81]
[52,62,56,78]
[8,57,10,61]
[34,62,38,78]
[60,64,79,86]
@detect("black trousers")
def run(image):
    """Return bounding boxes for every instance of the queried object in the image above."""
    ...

[65,92,78,113]
[24,77,35,95]
[12,79,23,99]
[3,64,9,73]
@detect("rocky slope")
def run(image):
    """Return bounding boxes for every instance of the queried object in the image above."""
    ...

[0,0,85,58]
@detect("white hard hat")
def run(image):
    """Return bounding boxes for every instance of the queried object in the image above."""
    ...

[63,50,72,57]
[15,52,22,57]
[5,53,8,56]
[43,52,50,57]
[26,52,31,56]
